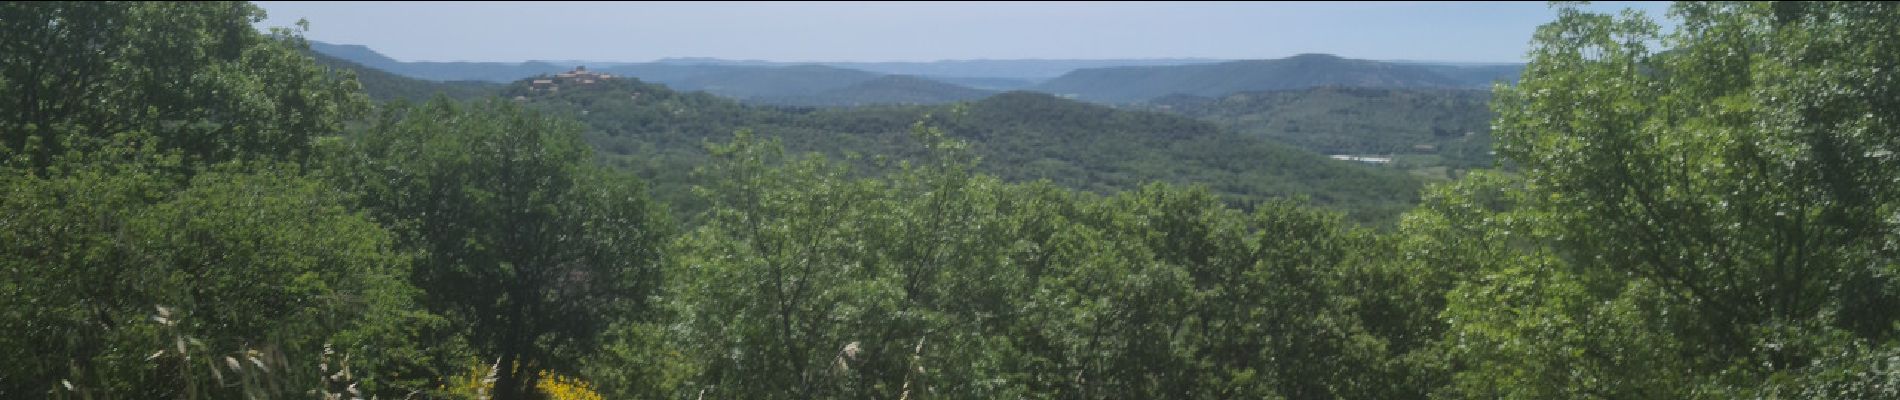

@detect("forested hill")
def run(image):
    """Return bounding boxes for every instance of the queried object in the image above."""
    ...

[307,51,502,102]
[308,42,1519,110]
[755,74,997,107]
[1037,53,1521,103]
[317,55,1000,107]
[311,41,1221,84]
[308,41,570,82]
[615,64,880,100]
[309,42,1005,106]
[501,78,1425,223]
[653,57,1229,81]
[1147,86,1496,169]
[595,64,1000,106]
[294,53,1426,223]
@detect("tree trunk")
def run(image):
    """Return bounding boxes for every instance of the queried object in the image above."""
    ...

[493,351,523,400]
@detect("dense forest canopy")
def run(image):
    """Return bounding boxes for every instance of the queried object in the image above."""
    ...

[497,77,1424,225]
[3,2,1898,400]
[1144,86,1499,175]
[1031,53,1518,104]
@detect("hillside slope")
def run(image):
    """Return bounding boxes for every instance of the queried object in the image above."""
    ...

[309,41,568,82]
[1147,86,1496,169]
[308,51,502,102]
[759,75,997,107]
[1037,53,1511,103]
[500,79,1424,223]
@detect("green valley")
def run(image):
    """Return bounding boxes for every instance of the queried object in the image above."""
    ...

[8,3,1898,400]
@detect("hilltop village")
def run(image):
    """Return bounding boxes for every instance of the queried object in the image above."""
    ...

[529,66,614,93]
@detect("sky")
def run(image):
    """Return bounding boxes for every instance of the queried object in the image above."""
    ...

[253,1,1676,64]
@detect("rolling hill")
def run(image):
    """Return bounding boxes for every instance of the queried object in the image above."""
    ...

[306,42,1218,99]
[497,78,1425,224]
[1036,53,1520,103]
[593,64,998,106]
[757,75,997,107]
[1146,86,1497,171]
[647,57,1228,82]
[308,41,569,82]
[609,64,883,101]
[309,42,998,107]
[307,51,503,102]
[307,52,1432,223]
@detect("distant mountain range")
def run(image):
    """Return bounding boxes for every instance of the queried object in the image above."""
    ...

[312,41,1000,106]
[651,57,1229,82]
[308,41,570,83]
[759,75,997,107]
[583,64,994,107]
[305,50,502,102]
[312,41,1221,84]
[309,41,1522,107]
[1035,54,1520,103]
[615,64,883,100]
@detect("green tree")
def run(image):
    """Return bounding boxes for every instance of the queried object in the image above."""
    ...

[324,97,670,400]
[0,139,425,399]
[1425,2,1900,397]
[0,3,423,398]
[0,1,366,170]
[661,122,1444,399]
[665,130,891,399]
[664,125,1056,399]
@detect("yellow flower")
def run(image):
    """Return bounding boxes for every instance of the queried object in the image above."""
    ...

[443,359,604,400]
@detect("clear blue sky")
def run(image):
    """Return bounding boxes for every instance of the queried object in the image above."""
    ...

[254,1,1675,63]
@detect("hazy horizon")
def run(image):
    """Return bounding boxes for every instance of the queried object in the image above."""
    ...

[255,1,1675,64]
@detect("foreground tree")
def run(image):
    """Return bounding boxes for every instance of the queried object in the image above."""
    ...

[652,122,1445,399]
[0,138,425,399]
[0,2,424,398]
[0,1,365,170]
[326,98,670,400]
[1423,2,1900,398]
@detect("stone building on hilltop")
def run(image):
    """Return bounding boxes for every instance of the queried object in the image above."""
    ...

[530,66,615,93]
